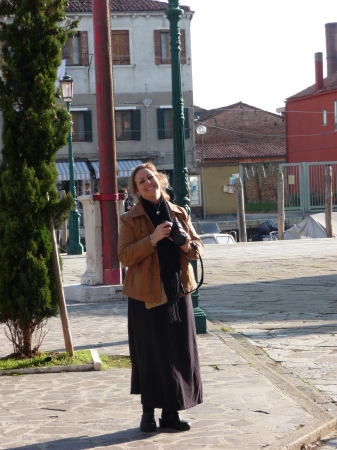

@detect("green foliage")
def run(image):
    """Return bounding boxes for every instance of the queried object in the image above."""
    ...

[287,194,300,208]
[0,350,92,371]
[245,202,278,213]
[99,355,132,371]
[0,0,77,356]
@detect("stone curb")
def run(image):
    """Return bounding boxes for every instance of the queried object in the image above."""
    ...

[207,320,337,450]
[0,349,102,376]
[63,283,125,302]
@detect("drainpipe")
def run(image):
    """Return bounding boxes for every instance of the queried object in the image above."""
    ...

[142,98,152,153]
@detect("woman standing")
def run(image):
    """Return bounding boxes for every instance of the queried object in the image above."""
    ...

[118,162,203,433]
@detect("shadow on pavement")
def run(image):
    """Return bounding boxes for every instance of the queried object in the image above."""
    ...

[199,273,337,336]
[52,340,129,352]
[9,428,152,450]
[65,301,128,319]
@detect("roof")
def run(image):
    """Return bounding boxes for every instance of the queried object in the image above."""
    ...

[194,101,282,121]
[91,160,143,178]
[195,143,286,161]
[287,71,337,100]
[66,0,191,13]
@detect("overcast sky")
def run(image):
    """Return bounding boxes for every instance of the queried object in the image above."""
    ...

[186,0,337,114]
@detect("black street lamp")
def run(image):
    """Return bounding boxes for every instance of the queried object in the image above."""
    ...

[60,74,83,255]
[166,0,206,333]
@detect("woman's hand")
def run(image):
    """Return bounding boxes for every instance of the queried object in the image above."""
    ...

[151,222,172,245]
[180,232,191,255]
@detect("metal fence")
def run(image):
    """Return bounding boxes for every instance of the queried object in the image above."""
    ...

[279,162,337,213]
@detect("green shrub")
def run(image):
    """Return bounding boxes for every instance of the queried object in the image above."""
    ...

[245,202,278,213]
[0,1,77,357]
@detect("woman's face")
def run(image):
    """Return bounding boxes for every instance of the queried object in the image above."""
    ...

[135,168,161,202]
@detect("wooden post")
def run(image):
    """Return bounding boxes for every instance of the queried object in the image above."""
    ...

[234,177,247,242]
[59,190,68,251]
[278,172,285,240]
[48,201,74,355]
[325,165,333,238]
[93,0,121,285]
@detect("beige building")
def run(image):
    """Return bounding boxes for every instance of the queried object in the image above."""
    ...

[54,0,196,194]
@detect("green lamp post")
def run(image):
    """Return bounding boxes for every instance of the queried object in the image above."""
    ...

[166,0,206,333]
[60,74,83,255]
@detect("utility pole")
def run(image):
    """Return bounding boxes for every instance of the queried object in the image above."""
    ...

[325,165,333,238]
[92,0,121,284]
[278,172,285,240]
[234,177,247,242]
[167,0,206,333]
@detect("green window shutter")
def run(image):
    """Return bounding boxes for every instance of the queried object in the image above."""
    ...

[184,107,190,139]
[157,108,165,140]
[133,109,141,141]
[84,110,92,142]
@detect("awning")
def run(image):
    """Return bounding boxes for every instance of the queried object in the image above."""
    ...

[56,162,91,181]
[91,160,142,179]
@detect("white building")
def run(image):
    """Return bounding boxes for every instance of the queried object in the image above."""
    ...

[56,0,196,194]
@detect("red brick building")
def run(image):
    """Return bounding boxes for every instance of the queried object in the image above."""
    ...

[285,23,337,163]
[195,102,286,146]
[193,102,286,208]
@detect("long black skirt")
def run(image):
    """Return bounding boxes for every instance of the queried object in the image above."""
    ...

[128,294,203,412]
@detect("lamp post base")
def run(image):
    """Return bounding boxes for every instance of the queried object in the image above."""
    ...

[67,210,83,255]
[67,243,83,255]
[193,307,207,334]
[191,260,206,334]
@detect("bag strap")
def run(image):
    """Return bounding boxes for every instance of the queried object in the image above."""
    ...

[179,241,204,296]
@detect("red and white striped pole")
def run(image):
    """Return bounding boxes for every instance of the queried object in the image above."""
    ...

[92,0,122,284]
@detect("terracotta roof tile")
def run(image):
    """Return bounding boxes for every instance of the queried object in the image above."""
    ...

[66,0,191,13]
[196,143,286,160]
[194,101,282,121]
[287,71,337,100]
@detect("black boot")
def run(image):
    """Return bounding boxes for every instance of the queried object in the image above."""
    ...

[159,410,191,431]
[140,406,156,432]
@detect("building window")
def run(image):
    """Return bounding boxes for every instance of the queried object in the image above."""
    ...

[116,110,133,140]
[334,101,337,130]
[115,109,141,141]
[323,109,327,126]
[189,175,201,206]
[71,111,92,142]
[154,29,186,65]
[157,107,190,140]
[160,32,170,64]
[62,32,89,66]
[111,30,130,65]
[156,108,173,139]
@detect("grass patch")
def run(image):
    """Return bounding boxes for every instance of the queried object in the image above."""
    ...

[0,350,92,371]
[245,202,277,213]
[99,355,131,370]
[221,326,235,333]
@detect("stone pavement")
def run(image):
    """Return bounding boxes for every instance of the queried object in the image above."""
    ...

[1,239,337,449]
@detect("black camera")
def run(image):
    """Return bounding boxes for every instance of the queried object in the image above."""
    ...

[165,220,187,247]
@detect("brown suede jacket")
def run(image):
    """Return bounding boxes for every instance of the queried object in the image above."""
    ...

[118,200,204,304]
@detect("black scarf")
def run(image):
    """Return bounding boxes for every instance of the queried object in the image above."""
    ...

[141,196,181,323]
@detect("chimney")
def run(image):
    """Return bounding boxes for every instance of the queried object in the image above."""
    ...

[325,23,337,77]
[315,52,324,93]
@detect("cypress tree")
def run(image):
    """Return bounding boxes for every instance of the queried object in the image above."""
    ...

[0,0,77,357]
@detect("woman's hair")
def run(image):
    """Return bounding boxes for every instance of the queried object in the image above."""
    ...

[129,162,170,201]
